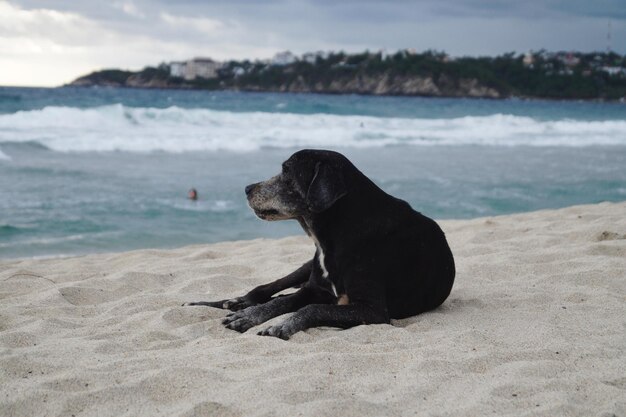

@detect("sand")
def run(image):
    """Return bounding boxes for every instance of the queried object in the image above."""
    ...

[1,202,625,417]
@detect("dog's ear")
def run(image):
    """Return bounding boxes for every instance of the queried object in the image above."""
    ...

[306,162,347,213]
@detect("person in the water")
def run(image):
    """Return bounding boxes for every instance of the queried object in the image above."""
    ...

[188,188,198,201]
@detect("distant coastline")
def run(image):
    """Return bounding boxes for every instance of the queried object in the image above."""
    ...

[69,49,626,101]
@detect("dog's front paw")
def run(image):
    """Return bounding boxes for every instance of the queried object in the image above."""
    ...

[181,296,258,311]
[222,296,255,311]
[257,321,298,340]
[222,306,263,333]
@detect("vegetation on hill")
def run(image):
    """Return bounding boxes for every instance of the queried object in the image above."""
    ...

[69,50,626,100]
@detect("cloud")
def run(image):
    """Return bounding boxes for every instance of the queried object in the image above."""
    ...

[160,12,225,36]
[0,2,284,86]
[0,2,173,85]
[1,0,625,87]
[112,1,145,18]
[0,2,93,46]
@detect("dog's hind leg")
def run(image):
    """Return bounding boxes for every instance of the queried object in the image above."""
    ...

[183,260,313,310]
[258,304,390,340]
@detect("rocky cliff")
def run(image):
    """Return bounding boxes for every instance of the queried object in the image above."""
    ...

[69,70,501,98]
[257,73,500,98]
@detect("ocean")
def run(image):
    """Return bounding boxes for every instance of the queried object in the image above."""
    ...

[1,86,625,259]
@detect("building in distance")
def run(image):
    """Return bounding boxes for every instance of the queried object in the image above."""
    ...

[169,58,223,80]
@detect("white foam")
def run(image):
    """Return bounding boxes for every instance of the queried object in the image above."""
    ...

[158,198,237,212]
[0,147,11,160]
[0,231,122,249]
[0,104,625,153]
[0,233,86,248]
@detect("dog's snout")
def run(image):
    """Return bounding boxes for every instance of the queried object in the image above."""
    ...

[245,183,257,196]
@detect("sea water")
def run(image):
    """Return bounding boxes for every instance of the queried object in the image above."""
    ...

[1,87,625,259]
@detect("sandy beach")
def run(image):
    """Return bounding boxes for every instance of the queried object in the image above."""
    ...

[1,201,624,417]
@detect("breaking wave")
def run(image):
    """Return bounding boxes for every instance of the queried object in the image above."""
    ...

[0,104,625,152]
[0,148,10,160]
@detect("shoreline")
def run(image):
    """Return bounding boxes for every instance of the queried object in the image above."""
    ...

[3,85,626,104]
[64,84,626,103]
[1,201,625,416]
[2,201,625,263]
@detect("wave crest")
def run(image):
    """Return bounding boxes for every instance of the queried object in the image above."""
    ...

[0,148,11,160]
[0,104,625,152]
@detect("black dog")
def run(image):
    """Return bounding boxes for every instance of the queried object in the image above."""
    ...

[184,149,455,340]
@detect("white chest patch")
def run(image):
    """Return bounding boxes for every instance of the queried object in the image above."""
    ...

[315,242,329,279]
[312,235,337,297]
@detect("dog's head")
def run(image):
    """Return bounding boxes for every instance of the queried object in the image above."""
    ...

[246,150,349,221]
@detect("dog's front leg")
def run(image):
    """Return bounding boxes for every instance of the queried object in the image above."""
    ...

[222,285,332,333]
[258,304,390,340]
[183,260,312,310]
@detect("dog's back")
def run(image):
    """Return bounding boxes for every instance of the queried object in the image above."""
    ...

[342,190,454,318]
[308,154,455,319]
[384,209,455,318]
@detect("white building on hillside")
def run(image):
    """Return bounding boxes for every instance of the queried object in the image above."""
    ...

[523,52,535,67]
[601,66,625,76]
[232,67,246,77]
[185,58,222,79]
[302,52,318,64]
[169,58,223,80]
[302,51,328,64]
[169,62,186,78]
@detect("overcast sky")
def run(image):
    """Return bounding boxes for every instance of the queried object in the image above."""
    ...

[1,0,624,87]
